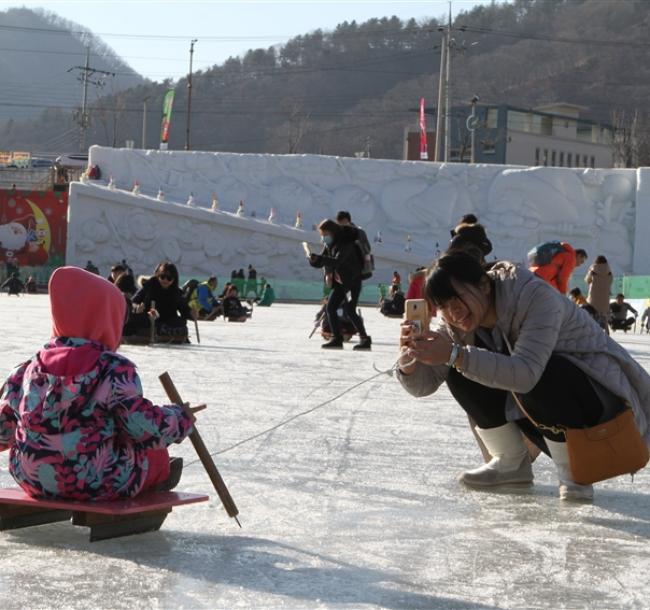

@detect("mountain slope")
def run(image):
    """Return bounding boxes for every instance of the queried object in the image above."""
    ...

[0,7,143,127]
[3,1,650,159]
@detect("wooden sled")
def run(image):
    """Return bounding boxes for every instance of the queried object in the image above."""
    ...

[121,334,189,346]
[0,488,208,542]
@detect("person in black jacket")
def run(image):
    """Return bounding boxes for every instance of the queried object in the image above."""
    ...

[309,219,371,350]
[1,273,24,296]
[448,221,492,263]
[109,263,137,297]
[124,261,193,340]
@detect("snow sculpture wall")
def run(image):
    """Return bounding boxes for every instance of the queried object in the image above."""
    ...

[70,147,650,283]
[66,183,422,297]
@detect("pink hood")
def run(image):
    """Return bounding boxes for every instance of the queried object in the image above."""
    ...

[49,266,126,352]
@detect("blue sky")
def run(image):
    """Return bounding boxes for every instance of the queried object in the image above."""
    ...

[1,0,497,80]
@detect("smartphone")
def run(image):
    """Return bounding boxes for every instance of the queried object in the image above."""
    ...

[302,242,312,258]
[405,299,430,336]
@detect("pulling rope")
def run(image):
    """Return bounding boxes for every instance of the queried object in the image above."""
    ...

[184,355,413,467]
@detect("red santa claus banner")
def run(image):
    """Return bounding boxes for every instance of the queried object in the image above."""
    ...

[0,190,68,279]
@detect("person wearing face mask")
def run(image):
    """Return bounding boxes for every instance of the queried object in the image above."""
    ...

[397,251,650,501]
[309,219,372,350]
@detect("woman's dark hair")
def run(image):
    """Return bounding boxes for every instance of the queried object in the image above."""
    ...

[111,264,126,273]
[575,248,588,259]
[154,261,179,287]
[595,255,608,264]
[318,219,343,239]
[425,251,489,307]
[569,287,582,297]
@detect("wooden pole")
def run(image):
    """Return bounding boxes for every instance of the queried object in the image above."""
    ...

[194,317,201,344]
[158,372,240,526]
[149,300,157,345]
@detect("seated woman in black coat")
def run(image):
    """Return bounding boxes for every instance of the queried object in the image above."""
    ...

[124,261,193,340]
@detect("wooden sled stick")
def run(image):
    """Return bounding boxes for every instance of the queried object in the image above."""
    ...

[309,310,326,339]
[194,317,201,344]
[149,300,157,345]
[159,372,240,526]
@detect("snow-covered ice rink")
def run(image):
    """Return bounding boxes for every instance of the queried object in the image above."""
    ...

[1,296,649,610]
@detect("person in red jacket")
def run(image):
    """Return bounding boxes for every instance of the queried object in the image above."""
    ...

[530,243,588,295]
[405,267,427,301]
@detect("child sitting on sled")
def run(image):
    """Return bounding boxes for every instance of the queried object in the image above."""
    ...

[0,267,196,502]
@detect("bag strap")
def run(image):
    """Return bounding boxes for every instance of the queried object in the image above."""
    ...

[501,332,567,437]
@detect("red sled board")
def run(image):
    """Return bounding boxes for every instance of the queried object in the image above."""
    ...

[0,488,209,542]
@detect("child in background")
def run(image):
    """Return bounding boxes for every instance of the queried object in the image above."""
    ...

[0,267,195,502]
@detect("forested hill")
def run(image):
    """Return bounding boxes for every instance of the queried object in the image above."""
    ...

[3,0,650,159]
[0,7,143,140]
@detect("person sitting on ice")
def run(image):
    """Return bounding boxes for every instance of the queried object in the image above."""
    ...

[124,261,194,341]
[257,282,276,307]
[380,284,406,318]
[189,276,223,320]
[641,302,650,333]
[109,263,137,298]
[1,272,24,296]
[569,287,587,306]
[528,241,588,295]
[0,267,196,501]
[609,293,638,333]
[397,251,650,501]
[84,260,100,275]
[222,284,252,321]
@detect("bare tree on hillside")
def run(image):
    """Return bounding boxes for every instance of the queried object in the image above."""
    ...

[612,109,650,168]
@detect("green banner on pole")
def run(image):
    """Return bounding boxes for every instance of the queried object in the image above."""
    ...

[159,89,175,150]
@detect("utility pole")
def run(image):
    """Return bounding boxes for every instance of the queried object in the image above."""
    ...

[468,95,480,164]
[80,46,90,152]
[185,39,198,151]
[444,2,452,162]
[142,96,150,149]
[68,46,115,152]
[434,28,447,162]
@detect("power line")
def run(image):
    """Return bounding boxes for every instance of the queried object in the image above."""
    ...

[461,24,650,49]
[0,21,429,40]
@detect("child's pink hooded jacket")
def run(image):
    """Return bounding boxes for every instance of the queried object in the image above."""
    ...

[0,267,193,501]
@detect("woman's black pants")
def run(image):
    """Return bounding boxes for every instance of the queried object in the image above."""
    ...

[326,281,368,339]
[446,355,617,451]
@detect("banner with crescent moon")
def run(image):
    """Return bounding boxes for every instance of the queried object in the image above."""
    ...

[0,189,68,280]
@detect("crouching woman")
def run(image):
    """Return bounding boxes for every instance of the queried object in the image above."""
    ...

[398,252,650,501]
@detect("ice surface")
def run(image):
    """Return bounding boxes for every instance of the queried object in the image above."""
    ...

[1,296,650,609]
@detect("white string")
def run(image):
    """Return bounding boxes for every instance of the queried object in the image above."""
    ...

[184,355,412,467]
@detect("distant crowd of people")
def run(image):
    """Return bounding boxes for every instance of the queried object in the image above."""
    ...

[80,258,275,343]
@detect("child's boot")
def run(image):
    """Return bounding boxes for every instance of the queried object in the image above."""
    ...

[156,457,184,492]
